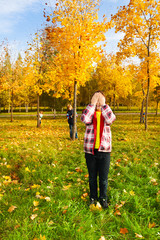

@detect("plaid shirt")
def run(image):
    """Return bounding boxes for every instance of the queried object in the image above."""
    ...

[81,104,116,154]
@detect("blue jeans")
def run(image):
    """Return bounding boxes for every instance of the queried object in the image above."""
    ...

[85,150,110,200]
[69,124,78,139]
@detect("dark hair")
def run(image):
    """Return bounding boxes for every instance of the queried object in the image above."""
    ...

[91,91,106,99]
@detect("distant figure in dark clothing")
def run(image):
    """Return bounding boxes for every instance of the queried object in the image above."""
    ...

[143,112,145,123]
[67,104,78,139]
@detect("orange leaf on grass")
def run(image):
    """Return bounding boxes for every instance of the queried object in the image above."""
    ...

[82,193,88,198]
[114,210,121,216]
[81,192,88,201]
[14,225,20,229]
[84,174,89,178]
[150,178,158,186]
[148,222,156,228]
[75,167,83,173]
[120,228,128,234]
[33,208,39,212]
[40,235,46,240]
[8,205,17,213]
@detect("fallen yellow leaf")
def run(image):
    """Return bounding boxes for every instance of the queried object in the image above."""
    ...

[25,167,30,172]
[90,202,102,211]
[148,222,156,228]
[8,205,17,213]
[135,233,144,238]
[62,184,71,190]
[45,197,51,201]
[99,236,106,240]
[6,165,11,168]
[33,208,39,212]
[31,184,40,189]
[40,235,46,240]
[48,221,54,225]
[130,190,135,196]
[114,209,121,216]
[3,176,11,180]
[30,214,38,220]
[150,179,158,186]
[33,201,39,207]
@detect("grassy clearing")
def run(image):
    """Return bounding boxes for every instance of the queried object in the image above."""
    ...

[0,114,160,240]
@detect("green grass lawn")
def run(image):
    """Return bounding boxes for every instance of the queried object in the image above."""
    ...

[0,115,160,240]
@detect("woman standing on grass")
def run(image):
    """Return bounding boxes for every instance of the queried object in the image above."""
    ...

[81,91,116,208]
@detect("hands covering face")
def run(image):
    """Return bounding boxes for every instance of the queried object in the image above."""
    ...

[91,92,105,107]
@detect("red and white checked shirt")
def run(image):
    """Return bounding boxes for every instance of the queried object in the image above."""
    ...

[81,104,116,154]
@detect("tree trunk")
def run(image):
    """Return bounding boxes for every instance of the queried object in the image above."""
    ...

[37,94,40,128]
[25,103,28,112]
[145,88,149,130]
[116,103,119,110]
[140,97,145,123]
[145,60,150,131]
[113,93,116,113]
[145,30,151,131]
[113,85,116,113]
[54,109,56,119]
[156,101,158,115]
[140,83,145,123]
[11,89,13,122]
[8,90,10,113]
[72,80,77,140]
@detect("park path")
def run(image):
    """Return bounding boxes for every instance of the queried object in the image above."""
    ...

[0,112,159,118]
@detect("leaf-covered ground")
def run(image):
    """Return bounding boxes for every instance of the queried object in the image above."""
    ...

[0,115,160,240]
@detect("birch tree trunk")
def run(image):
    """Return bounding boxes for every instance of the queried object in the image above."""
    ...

[11,89,13,122]
[72,80,77,140]
[37,94,40,128]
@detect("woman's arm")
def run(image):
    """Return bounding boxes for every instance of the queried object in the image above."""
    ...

[81,92,99,125]
[101,105,116,125]
[81,104,96,125]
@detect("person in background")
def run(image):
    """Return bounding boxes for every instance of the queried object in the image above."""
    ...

[81,91,116,209]
[143,112,145,123]
[39,111,43,126]
[67,104,78,139]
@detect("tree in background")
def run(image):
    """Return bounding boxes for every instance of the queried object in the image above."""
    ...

[27,31,54,127]
[94,54,132,112]
[45,0,109,139]
[1,47,13,120]
[111,0,160,130]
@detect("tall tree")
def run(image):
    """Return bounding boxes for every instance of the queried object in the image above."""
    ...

[95,54,132,112]
[1,48,12,118]
[111,0,160,130]
[27,32,52,127]
[45,0,109,139]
